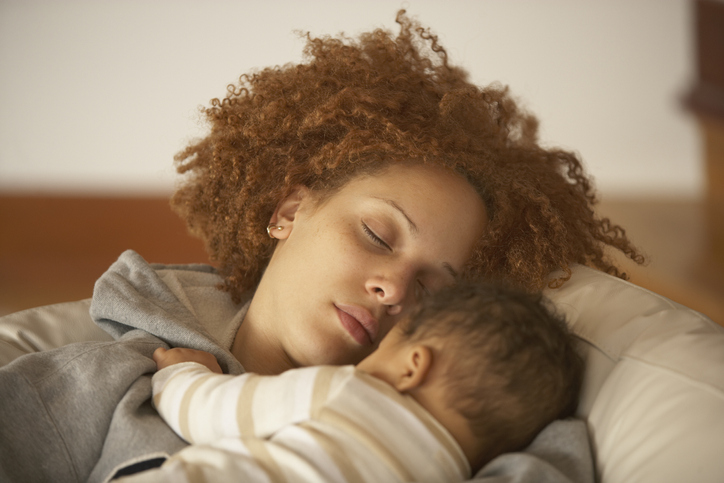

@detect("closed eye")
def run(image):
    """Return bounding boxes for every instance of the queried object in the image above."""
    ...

[417,279,431,298]
[361,222,391,251]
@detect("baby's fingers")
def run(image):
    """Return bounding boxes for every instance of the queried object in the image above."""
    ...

[153,347,167,361]
[153,347,222,373]
[153,347,174,370]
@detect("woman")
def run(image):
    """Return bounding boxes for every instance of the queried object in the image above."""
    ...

[0,10,639,483]
[170,10,640,373]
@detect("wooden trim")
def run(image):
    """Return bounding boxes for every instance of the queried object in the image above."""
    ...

[684,82,724,120]
[695,0,724,88]
[0,195,209,315]
[683,0,724,120]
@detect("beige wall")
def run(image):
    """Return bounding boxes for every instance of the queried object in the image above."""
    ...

[0,0,700,197]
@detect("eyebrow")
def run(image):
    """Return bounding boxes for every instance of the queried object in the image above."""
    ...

[376,197,419,235]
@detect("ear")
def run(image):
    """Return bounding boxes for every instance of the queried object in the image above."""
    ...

[268,185,309,240]
[394,344,433,392]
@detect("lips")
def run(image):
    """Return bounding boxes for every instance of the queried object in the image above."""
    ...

[334,304,379,346]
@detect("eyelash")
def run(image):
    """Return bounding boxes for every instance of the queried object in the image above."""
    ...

[419,278,432,296]
[361,222,391,250]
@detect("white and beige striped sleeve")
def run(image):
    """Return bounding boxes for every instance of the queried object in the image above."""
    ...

[152,363,343,446]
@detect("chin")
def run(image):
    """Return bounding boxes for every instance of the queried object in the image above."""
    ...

[293,331,370,367]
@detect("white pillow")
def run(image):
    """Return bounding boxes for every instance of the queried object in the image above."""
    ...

[545,265,724,483]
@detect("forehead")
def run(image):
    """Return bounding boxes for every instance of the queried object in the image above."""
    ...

[338,163,482,210]
[348,162,460,187]
[343,164,484,230]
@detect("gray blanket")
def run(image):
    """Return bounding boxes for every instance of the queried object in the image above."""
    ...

[0,250,594,483]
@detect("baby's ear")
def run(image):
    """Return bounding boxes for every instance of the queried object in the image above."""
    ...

[269,185,310,240]
[395,344,432,392]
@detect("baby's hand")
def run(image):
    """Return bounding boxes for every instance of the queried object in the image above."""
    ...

[153,347,223,374]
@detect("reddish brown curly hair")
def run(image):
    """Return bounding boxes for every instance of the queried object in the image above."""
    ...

[171,10,644,303]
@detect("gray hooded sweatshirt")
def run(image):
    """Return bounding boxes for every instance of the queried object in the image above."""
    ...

[0,250,593,483]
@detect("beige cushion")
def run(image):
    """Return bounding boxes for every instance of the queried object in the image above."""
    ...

[544,265,724,483]
[1,264,723,482]
[0,299,111,366]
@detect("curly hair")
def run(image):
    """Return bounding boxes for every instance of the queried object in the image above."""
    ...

[400,281,583,466]
[171,10,644,302]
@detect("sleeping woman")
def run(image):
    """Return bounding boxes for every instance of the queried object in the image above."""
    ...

[0,10,642,483]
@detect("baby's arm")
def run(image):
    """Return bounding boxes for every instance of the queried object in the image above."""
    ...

[151,348,326,445]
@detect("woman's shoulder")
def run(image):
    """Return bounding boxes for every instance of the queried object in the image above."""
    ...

[0,250,251,368]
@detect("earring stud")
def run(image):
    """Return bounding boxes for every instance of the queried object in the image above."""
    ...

[266,224,283,238]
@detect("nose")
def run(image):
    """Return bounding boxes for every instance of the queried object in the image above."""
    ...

[365,267,414,316]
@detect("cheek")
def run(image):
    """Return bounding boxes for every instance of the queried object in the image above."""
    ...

[316,219,378,276]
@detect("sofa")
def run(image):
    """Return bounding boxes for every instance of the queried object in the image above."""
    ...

[1,263,723,482]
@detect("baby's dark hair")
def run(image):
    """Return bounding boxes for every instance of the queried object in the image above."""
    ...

[400,282,583,465]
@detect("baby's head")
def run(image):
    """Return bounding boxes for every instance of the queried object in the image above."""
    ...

[357,282,583,472]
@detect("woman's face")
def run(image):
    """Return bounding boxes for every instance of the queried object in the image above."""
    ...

[246,163,487,369]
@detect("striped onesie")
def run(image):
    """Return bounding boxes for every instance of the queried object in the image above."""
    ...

[121,363,470,483]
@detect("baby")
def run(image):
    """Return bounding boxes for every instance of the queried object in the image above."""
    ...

[120,282,583,483]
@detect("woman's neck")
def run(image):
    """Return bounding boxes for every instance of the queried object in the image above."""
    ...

[231,302,296,375]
